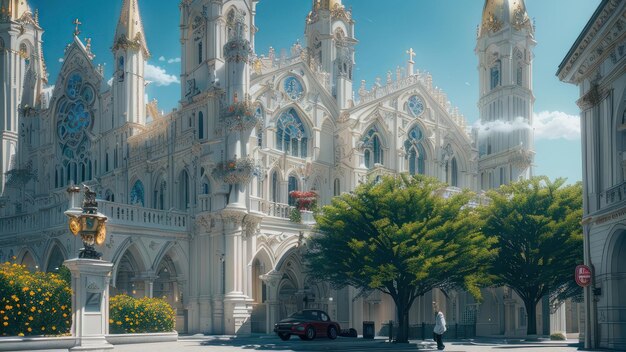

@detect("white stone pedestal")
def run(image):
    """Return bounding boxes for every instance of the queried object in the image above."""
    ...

[64,258,114,352]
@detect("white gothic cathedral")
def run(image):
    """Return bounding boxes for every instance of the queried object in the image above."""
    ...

[1,0,575,337]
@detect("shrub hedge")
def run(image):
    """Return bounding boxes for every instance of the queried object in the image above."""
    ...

[109,294,175,334]
[1,262,176,337]
[0,262,72,336]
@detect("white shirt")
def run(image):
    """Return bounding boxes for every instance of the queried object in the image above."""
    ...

[434,311,447,335]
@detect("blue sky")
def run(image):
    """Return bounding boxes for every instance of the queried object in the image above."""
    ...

[29,0,599,183]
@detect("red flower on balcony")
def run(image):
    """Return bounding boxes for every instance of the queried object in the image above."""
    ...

[289,191,318,211]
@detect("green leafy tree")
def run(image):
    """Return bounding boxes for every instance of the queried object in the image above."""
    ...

[305,175,494,343]
[481,177,583,336]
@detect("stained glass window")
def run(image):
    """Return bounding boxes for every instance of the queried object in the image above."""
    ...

[56,72,95,185]
[284,76,304,100]
[130,180,145,206]
[407,95,425,117]
[451,157,458,187]
[405,125,426,175]
[362,127,384,169]
[276,109,308,158]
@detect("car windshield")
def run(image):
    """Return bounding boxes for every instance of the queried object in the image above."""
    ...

[288,311,308,319]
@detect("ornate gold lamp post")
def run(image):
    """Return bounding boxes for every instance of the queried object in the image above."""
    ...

[65,186,108,259]
[63,185,114,351]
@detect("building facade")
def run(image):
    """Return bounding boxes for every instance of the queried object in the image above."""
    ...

[558,0,626,349]
[0,0,574,337]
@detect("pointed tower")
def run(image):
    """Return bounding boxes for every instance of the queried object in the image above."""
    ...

[111,0,149,127]
[0,0,47,195]
[305,0,357,109]
[476,0,535,189]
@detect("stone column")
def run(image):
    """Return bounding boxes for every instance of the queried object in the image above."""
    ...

[260,270,282,333]
[64,258,114,352]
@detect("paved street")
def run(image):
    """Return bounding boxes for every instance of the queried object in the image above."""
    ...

[110,335,594,352]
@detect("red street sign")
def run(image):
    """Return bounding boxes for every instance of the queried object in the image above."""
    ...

[575,265,592,287]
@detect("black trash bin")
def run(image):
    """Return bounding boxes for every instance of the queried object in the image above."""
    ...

[363,321,375,339]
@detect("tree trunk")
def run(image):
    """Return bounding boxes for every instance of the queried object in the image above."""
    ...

[395,299,411,343]
[524,299,538,336]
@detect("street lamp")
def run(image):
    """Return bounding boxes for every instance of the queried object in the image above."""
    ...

[65,185,108,259]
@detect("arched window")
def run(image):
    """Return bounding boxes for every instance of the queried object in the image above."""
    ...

[255,106,264,147]
[198,42,203,65]
[288,175,298,206]
[362,127,384,169]
[276,108,308,158]
[517,64,523,86]
[130,180,145,206]
[179,170,189,209]
[404,125,426,175]
[451,157,458,187]
[117,56,125,82]
[153,178,166,210]
[334,178,341,197]
[202,178,210,195]
[490,60,501,90]
[271,171,279,202]
[198,111,204,139]
[105,189,114,202]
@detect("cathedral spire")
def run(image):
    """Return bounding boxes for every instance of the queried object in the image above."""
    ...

[0,0,31,21]
[112,0,150,57]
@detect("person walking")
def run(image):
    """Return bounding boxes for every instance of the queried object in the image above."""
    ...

[433,301,447,350]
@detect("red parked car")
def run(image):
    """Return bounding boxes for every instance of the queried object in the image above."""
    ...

[274,309,340,341]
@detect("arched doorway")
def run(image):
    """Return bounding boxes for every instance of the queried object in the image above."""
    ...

[46,245,65,273]
[20,250,37,271]
[113,249,145,297]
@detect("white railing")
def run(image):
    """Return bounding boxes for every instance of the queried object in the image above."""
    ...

[250,196,293,219]
[0,200,189,236]
[0,203,66,236]
[98,201,188,231]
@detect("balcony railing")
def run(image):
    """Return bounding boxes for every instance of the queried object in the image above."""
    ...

[250,196,293,220]
[604,181,626,207]
[0,200,189,237]
[98,201,188,231]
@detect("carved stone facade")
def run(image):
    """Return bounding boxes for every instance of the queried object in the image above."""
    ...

[558,0,626,350]
[0,0,569,338]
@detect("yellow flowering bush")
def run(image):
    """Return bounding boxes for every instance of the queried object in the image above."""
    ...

[0,262,72,336]
[109,295,175,334]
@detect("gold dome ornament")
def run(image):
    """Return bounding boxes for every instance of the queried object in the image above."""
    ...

[69,217,81,235]
[95,223,107,246]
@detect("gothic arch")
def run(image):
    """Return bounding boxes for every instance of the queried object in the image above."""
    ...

[42,239,68,272]
[110,238,150,288]
[153,171,168,210]
[16,247,39,271]
[151,241,188,281]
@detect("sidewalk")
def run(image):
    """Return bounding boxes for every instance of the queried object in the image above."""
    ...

[108,334,596,352]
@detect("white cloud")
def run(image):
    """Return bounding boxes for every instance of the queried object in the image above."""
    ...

[158,56,166,62]
[474,116,531,139]
[167,57,181,64]
[473,111,580,141]
[58,58,64,63]
[533,110,580,141]
[144,63,180,86]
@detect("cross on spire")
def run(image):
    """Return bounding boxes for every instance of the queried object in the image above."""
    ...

[406,48,416,63]
[73,18,82,37]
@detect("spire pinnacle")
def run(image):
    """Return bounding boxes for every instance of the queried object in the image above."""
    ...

[112,0,150,57]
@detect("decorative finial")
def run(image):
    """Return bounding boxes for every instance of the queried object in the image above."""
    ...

[406,48,416,63]
[73,18,82,37]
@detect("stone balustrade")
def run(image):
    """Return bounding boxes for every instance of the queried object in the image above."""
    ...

[250,196,293,220]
